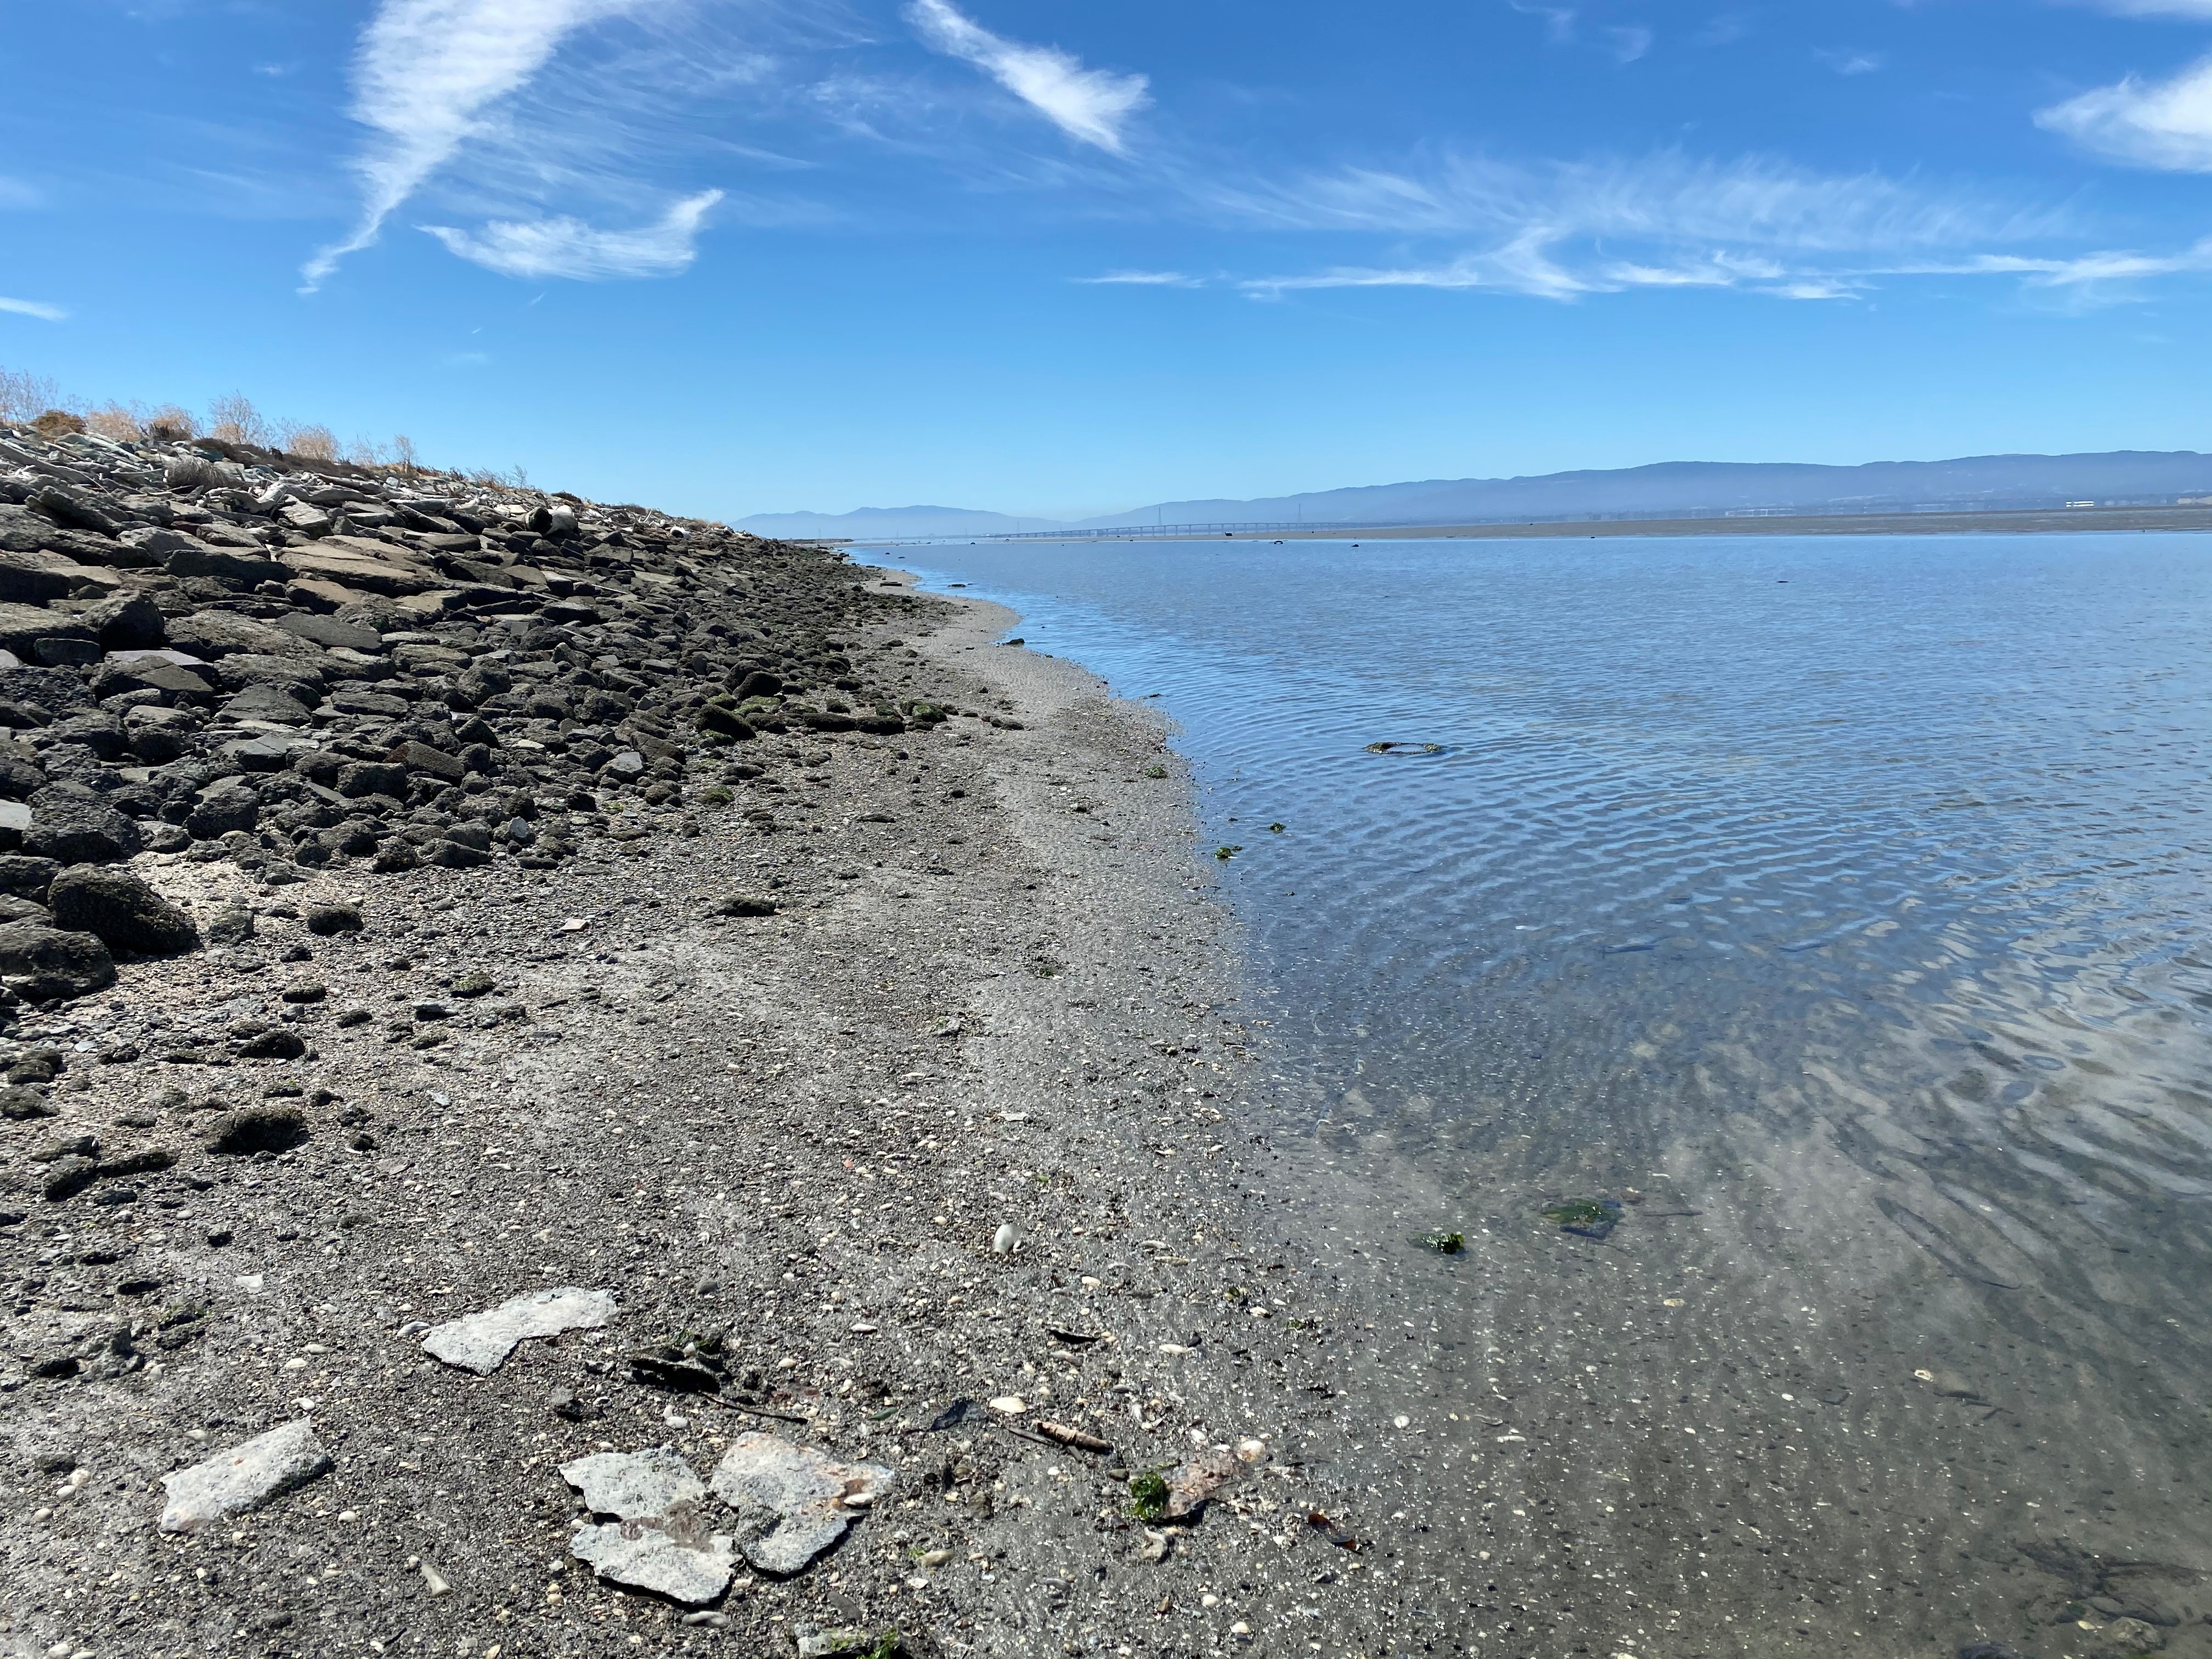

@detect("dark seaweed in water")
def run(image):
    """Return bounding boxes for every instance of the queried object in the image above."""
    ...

[1542,1199,1623,1240]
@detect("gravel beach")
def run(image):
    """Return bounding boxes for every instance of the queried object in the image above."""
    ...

[0,420,1424,1659]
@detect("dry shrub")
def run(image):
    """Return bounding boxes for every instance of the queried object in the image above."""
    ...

[84,403,144,443]
[279,422,338,461]
[343,433,385,468]
[391,433,420,474]
[165,453,219,490]
[0,367,65,425]
[206,393,271,448]
[145,405,198,442]
[30,409,86,437]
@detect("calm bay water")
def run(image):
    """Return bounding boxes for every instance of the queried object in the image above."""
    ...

[898,533,2212,1652]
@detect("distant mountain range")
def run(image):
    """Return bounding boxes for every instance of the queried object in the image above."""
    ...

[735,450,2212,540]
[731,505,1051,540]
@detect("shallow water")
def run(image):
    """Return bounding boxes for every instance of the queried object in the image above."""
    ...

[896,534,2212,1652]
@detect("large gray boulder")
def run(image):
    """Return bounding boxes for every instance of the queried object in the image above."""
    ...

[166,610,320,661]
[48,865,199,955]
[23,794,141,865]
[0,921,115,1000]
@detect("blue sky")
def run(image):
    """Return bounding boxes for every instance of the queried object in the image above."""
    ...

[4,0,2212,519]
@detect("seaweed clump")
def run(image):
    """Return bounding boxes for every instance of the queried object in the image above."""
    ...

[1129,1467,1171,1522]
[1417,1229,1465,1254]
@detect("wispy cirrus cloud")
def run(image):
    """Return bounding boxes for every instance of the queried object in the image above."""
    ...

[423,188,723,278]
[304,0,654,289]
[0,297,68,322]
[1198,150,2207,306]
[1209,151,2064,250]
[1073,269,1205,286]
[2039,54,2212,171]
[2066,0,2212,15]
[904,0,1150,153]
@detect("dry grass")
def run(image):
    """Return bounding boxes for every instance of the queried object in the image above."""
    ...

[204,392,272,449]
[276,421,339,462]
[84,403,145,443]
[3,368,482,486]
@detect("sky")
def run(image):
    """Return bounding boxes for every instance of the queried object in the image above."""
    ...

[3,0,2212,521]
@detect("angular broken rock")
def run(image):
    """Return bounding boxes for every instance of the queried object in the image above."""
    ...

[570,1522,738,1605]
[159,1419,331,1533]
[421,1286,614,1374]
[709,1432,894,1575]
[560,1445,705,1520]
[561,1444,734,1605]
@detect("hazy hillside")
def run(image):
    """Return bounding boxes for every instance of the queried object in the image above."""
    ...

[743,451,2212,539]
[732,504,1058,539]
[1068,451,2212,529]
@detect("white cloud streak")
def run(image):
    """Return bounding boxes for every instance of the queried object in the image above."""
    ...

[2069,0,2212,15]
[2039,54,2212,172]
[304,0,652,289]
[1239,234,2212,307]
[1200,150,2207,306]
[421,189,723,278]
[1211,151,2063,250]
[0,297,67,322]
[904,0,1149,153]
[1073,269,1204,286]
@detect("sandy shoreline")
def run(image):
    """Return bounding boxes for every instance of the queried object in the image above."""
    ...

[0,560,1424,1658]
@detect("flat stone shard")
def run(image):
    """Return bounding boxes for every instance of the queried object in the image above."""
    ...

[159,1419,331,1533]
[569,1521,737,1604]
[709,1432,894,1575]
[421,1285,615,1374]
[559,1445,706,1521]
[562,1444,733,1605]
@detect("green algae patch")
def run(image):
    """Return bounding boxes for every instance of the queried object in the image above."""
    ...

[1417,1229,1465,1254]
[1129,1466,1172,1522]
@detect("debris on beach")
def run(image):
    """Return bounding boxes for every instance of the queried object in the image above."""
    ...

[1542,1198,1624,1240]
[561,1445,737,1604]
[421,1285,614,1374]
[709,1432,894,1575]
[1306,1509,1360,1550]
[1416,1227,1465,1254]
[158,1418,330,1533]
[794,1627,906,1659]
[1163,1449,1239,1520]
